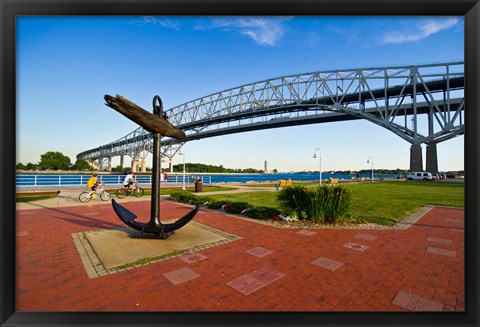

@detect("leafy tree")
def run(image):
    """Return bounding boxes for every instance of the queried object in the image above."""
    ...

[242,168,264,173]
[39,151,71,170]
[111,165,124,172]
[16,163,26,170]
[71,159,93,171]
[171,162,265,173]
[25,163,37,170]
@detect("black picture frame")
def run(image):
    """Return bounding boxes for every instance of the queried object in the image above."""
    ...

[1,1,478,326]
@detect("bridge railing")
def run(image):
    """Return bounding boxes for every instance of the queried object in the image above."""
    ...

[76,61,464,164]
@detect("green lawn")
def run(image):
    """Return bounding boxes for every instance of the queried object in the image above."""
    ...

[106,185,238,197]
[16,194,59,202]
[155,185,238,195]
[344,181,464,225]
[202,181,464,226]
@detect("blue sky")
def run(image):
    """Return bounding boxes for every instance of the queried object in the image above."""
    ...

[16,16,464,172]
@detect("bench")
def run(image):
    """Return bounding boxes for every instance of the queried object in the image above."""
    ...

[275,179,293,191]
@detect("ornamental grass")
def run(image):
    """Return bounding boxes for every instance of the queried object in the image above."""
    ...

[277,185,351,223]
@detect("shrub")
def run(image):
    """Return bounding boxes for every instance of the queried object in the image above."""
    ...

[207,201,226,210]
[245,206,281,220]
[224,201,250,214]
[190,196,210,206]
[323,185,351,223]
[276,185,310,219]
[169,190,195,203]
[277,185,351,223]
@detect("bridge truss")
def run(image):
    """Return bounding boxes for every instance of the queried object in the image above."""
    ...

[77,61,464,172]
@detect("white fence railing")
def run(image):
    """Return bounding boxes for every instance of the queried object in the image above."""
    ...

[16,174,212,187]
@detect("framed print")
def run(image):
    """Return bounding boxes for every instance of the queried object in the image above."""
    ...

[2,0,478,326]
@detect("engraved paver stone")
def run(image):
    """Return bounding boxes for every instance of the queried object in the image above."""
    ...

[249,267,285,284]
[163,267,200,285]
[311,257,344,271]
[245,247,273,257]
[226,275,266,295]
[392,290,443,311]
[426,246,456,257]
[179,253,208,263]
[426,237,452,244]
[227,268,285,295]
[343,242,369,252]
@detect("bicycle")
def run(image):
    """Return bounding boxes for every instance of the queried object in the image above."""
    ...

[79,185,112,203]
[116,182,145,199]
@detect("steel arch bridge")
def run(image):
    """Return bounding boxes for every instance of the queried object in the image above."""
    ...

[77,61,464,173]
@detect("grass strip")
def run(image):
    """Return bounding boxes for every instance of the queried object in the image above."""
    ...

[203,181,464,226]
[16,194,59,202]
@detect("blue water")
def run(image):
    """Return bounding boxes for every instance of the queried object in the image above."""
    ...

[16,173,397,186]
[208,173,375,184]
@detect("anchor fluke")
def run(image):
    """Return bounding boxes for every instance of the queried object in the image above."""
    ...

[159,204,200,232]
[112,199,137,222]
[111,199,200,238]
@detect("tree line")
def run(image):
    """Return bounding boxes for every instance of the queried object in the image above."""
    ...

[15,151,267,173]
[171,163,265,174]
[16,151,93,171]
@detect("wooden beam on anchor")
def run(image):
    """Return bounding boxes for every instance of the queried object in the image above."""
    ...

[104,94,185,139]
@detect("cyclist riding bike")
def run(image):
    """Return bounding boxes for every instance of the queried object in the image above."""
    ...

[123,171,138,191]
[87,173,104,193]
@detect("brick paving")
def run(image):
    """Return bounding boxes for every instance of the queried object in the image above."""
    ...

[15,198,464,312]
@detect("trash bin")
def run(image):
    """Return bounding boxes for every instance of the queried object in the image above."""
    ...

[194,179,203,193]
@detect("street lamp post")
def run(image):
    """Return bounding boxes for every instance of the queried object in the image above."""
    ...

[313,148,322,186]
[179,149,186,190]
[367,156,374,182]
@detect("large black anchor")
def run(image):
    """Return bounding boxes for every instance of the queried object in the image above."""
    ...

[104,94,199,239]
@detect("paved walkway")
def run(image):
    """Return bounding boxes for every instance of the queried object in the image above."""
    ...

[15,191,464,312]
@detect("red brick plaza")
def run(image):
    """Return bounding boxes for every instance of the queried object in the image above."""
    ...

[16,199,464,312]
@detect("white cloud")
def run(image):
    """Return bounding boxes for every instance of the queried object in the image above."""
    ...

[138,16,180,30]
[199,17,291,46]
[382,17,459,44]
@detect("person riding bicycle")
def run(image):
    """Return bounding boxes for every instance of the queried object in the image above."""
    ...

[87,173,104,193]
[123,171,137,191]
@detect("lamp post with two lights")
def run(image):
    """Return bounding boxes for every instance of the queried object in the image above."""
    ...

[313,148,322,186]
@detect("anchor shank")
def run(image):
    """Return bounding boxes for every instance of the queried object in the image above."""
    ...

[150,132,162,227]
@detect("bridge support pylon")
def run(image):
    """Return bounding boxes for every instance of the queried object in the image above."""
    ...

[131,160,138,172]
[410,144,423,172]
[426,142,438,174]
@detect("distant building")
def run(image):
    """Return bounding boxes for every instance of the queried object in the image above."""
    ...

[264,160,268,173]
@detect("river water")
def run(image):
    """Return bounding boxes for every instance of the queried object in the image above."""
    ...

[16,172,397,187]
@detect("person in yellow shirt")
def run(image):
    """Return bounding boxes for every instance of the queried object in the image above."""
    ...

[87,173,104,193]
